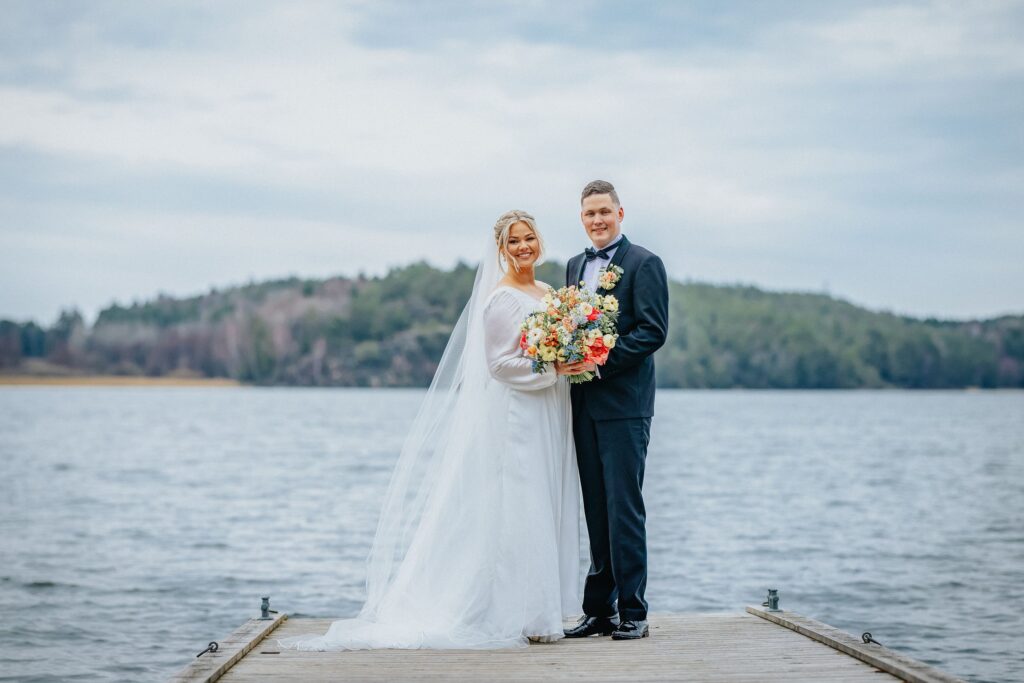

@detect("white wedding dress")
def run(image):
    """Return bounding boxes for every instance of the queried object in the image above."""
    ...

[279,243,580,651]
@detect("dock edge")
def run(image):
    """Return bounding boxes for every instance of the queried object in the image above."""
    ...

[746,605,964,683]
[168,612,288,683]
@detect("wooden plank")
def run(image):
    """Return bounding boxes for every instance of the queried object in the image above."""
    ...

[215,613,904,682]
[168,613,288,683]
[746,606,964,683]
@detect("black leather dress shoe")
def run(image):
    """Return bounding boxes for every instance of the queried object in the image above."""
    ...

[563,614,621,638]
[611,619,649,640]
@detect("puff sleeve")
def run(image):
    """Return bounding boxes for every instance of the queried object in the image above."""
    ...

[483,290,559,390]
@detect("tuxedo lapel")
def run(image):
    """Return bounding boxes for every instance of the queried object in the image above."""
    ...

[597,235,631,293]
[608,235,631,270]
[574,254,587,287]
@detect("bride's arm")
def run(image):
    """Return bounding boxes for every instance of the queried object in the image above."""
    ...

[483,291,559,390]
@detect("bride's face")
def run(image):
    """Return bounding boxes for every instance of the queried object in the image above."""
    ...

[504,222,540,270]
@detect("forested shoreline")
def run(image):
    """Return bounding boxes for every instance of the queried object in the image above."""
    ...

[2,261,1022,388]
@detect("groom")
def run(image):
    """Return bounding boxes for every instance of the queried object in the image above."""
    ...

[563,180,669,641]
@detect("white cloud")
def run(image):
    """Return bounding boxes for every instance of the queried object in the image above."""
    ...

[1,1,1022,322]
[799,1,1024,77]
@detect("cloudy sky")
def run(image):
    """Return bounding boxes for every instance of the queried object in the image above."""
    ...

[1,0,1022,324]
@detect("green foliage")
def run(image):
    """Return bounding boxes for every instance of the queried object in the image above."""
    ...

[1001,323,1024,360]
[239,316,277,383]
[96,296,202,328]
[49,309,84,340]
[0,321,21,367]
[336,261,476,345]
[210,302,235,322]
[354,340,384,366]
[292,310,322,355]
[535,262,565,286]
[14,262,1024,388]
[658,281,1019,388]
[20,322,47,357]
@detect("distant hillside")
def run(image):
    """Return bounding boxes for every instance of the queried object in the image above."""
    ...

[2,262,1022,388]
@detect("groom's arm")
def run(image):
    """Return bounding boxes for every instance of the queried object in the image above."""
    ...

[599,254,668,378]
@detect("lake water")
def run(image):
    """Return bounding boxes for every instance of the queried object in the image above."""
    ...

[0,388,1021,682]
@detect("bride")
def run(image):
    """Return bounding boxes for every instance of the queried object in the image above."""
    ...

[279,210,582,650]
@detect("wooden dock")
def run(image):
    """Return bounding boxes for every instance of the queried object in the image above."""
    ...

[171,607,964,682]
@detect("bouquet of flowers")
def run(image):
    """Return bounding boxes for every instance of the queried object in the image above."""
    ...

[519,283,620,384]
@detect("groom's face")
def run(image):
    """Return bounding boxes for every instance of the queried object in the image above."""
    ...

[581,194,624,249]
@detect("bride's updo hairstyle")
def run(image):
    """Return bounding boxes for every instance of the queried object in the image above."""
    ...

[493,209,545,273]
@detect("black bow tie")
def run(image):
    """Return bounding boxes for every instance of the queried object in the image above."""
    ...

[584,246,613,262]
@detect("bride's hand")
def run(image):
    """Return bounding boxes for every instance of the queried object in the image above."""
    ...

[555,361,587,376]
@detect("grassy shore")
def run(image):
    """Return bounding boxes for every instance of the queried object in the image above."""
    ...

[0,375,240,387]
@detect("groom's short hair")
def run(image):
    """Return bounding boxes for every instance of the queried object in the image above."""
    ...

[581,180,620,206]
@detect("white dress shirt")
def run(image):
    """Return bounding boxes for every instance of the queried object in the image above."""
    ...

[581,235,624,292]
[580,235,624,377]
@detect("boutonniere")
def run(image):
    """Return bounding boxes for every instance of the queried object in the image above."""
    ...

[598,264,624,290]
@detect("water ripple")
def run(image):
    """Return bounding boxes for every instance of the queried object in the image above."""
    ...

[0,387,1021,682]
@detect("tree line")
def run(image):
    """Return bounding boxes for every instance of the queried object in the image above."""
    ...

[2,262,1022,388]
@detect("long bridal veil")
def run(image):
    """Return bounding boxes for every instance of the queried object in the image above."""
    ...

[279,234,539,650]
[360,236,502,618]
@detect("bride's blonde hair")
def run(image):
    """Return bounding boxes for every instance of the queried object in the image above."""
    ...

[493,209,544,273]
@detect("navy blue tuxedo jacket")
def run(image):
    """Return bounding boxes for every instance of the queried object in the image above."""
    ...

[566,235,669,420]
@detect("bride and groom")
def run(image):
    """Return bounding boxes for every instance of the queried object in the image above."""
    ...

[280,180,669,650]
